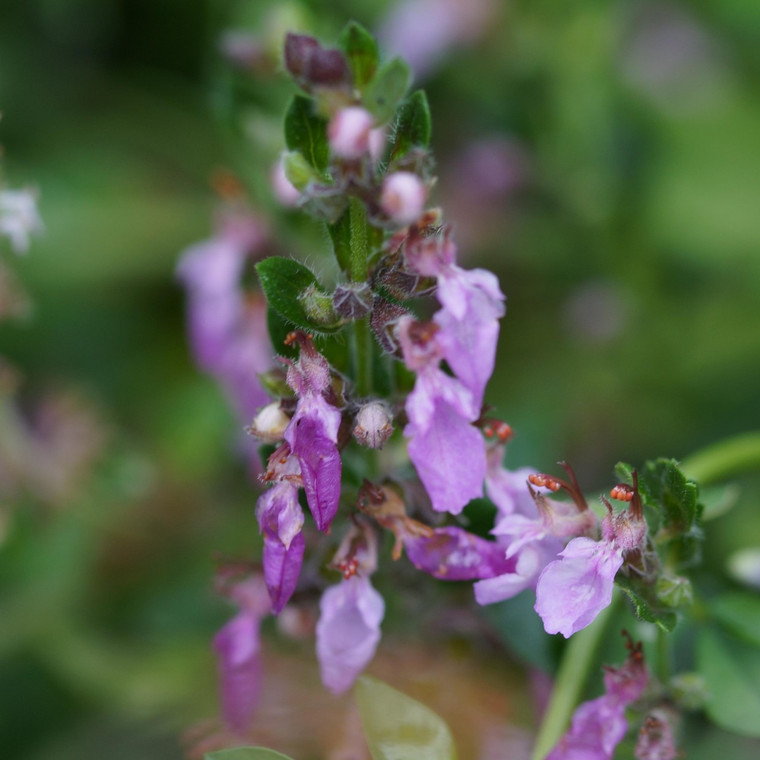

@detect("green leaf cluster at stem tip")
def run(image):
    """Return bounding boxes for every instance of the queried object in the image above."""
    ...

[265,22,435,393]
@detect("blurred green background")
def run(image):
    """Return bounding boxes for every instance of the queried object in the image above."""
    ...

[1,0,759,758]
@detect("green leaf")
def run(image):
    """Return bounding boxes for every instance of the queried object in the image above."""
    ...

[365,58,411,124]
[338,21,379,90]
[615,458,704,567]
[282,150,320,191]
[256,257,341,333]
[712,592,760,647]
[328,206,352,274]
[391,91,431,161]
[615,574,678,632]
[642,459,701,536]
[697,625,760,738]
[266,305,297,359]
[205,748,294,760]
[356,676,458,760]
[284,95,329,173]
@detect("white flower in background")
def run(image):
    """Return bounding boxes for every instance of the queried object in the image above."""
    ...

[0,188,43,254]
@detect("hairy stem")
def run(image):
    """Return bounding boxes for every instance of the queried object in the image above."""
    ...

[353,316,373,398]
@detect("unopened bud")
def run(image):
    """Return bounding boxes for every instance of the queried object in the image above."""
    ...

[248,402,290,442]
[298,284,339,326]
[656,573,693,608]
[670,672,708,710]
[380,172,426,226]
[332,282,373,319]
[635,708,679,760]
[328,107,374,159]
[284,33,351,90]
[353,401,394,449]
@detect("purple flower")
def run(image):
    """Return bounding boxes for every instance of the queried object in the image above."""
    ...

[491,491,594,560]
[547,637,649,759]
[403,233,505,408]
[379,0,496,79]
[474,541,559,605]
[213,575,271,732]
[177,211,272,421]
[316,575,385,694]
[399,317,485,514]
[485,446,539,518]
[534,536,624,638]
[283,334,342,532]
[434,265,505,408]
[546,695,628,760]
[402,525,516,580]
[256,480,306,613]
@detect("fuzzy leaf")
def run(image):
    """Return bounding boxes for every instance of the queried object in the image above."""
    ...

[205,749,294,760]
[615,574,678,632]
[697,625,760,738]
[615,458,703,566]
[356,676,458,760]
[257,257,340,333]
[391,91,431,160]
[284,95,329,173]
[338,21,379,90]
[365,58,411,124]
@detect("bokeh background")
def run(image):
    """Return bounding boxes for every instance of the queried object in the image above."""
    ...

[1,0,760,758]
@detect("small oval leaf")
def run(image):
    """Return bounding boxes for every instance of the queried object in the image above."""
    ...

[205,748,295,760]
[391,91,431,161]
[256,257,341,333]
[356,676,458,760]
[365,58,411,125]
[284,95,329,173]
[338,21,379,90]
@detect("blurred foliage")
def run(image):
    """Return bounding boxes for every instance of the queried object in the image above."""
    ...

[1,0,759,758]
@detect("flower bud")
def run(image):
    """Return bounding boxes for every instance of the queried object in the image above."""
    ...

[656,573,693,608]
[353,401,394,449]
[368,127,386,164]
[332,282,372,319]
[328,107,374,159]
[248,402,290,443]
[380,172,426,226]
[284,33,351,90]
[298,284,339,326]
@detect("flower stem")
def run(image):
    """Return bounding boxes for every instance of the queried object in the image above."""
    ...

[354,316,373,398]
[656,626,670,685]
[348,197,369,283]
[681,431,760,486]
[345,197,374,398]
[530,595,618,760]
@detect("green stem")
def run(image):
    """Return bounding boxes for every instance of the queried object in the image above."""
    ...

[354,316,373,398]
[656,627,670,685]
[681,431,760,486]
[344,197,376,398]
[348,197,369,283]
[530,594,619,760]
